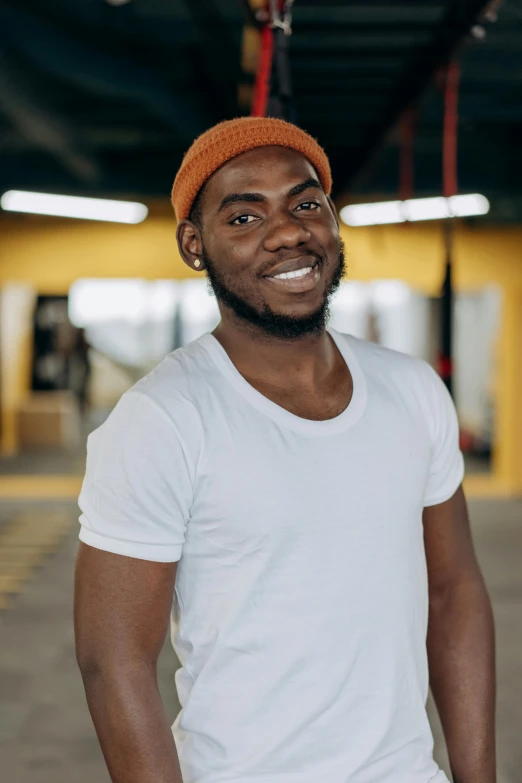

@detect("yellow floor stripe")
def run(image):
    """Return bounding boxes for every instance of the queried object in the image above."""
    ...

[0,511,73,612]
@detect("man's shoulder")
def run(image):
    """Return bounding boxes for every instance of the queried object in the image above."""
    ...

[123,335,213,421]
[333,330,430,379]
[334,332,448,428]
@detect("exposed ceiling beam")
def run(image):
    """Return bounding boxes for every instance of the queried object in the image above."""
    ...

[0,3,210,139]
[337,0,493,193]
[293,6,445,26]
[183,0,241,120]
[291,57,405,73]
[0,50,101,184]
[0,127,177,152]
[291,32,433,50]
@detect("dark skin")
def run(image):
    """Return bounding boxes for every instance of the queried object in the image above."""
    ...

[424,488,496,783]
[74,145,496,783]
[178,146,352,421]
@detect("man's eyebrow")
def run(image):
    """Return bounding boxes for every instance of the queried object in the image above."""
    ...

[218,192,266,212]
[288,178,323,198]
[217,178,323,213]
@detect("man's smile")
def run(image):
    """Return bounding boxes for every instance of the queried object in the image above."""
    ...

[262,256,322,294]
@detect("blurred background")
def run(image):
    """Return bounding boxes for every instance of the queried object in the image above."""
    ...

[0,1,520,781]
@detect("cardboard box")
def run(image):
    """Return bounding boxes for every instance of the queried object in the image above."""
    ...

[17,391,82,451]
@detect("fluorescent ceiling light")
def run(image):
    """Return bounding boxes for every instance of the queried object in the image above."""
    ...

[0,190,148,224]
[405,196,450,222]
[342,200,404,226]
[340,194,489,227]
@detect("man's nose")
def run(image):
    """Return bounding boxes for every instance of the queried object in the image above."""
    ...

[263,210,312,252]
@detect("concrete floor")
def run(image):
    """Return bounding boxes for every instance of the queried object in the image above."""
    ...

[0,498,520,782]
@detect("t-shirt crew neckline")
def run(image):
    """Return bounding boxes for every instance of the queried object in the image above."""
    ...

[199,328,367,437]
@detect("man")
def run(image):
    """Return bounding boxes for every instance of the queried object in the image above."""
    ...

[74,117,496,783]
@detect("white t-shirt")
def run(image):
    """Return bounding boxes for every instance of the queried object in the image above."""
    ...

[78,329,464,783]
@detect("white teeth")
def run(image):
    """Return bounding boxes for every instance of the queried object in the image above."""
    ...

[273,266,313,280]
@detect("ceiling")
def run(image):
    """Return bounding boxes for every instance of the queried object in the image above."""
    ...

[0,0,521,220]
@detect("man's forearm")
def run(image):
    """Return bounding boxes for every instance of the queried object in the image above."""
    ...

[80,662,183,783]
[427,575,496,783]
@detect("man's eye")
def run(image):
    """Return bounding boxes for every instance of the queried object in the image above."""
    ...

[296,201,320,211]
[231,214,258,225]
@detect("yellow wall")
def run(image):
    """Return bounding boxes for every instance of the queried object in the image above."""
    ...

[0,284,36,455]
[493,288,522,491]
[0,214,447,292]
[1,211,521,494]
[3,212,522,292]
[0,211,196,292]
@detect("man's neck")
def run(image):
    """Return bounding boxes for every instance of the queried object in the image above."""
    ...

[212,317,336,389]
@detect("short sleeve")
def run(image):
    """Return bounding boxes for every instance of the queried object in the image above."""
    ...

[422,364,465,507]
[78,391,194,562]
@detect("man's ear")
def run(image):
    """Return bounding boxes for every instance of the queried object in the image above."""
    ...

[176,220,205,271]
[326,195,340,228]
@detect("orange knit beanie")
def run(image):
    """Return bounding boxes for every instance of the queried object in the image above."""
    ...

[171,117,332,222]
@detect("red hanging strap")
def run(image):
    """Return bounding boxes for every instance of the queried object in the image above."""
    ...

[399,107,416,202]
[443,61,460,198]
[438,354,453,381]
[251,0,281,118]
[251,20,274,117]
[251,0,293,118]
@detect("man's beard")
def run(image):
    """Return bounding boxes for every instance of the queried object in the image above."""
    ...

[202,240,346,340]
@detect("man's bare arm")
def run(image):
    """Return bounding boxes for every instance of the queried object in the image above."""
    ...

[424,486,496,783]
[74,542,183,783]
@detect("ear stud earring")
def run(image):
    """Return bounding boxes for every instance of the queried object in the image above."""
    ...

[194,259,201,268]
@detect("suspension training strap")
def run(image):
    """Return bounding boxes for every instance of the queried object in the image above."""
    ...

[251,3,274,117]
[443,61,460,199]
[439,60,460,393]
[251,0,295,120]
